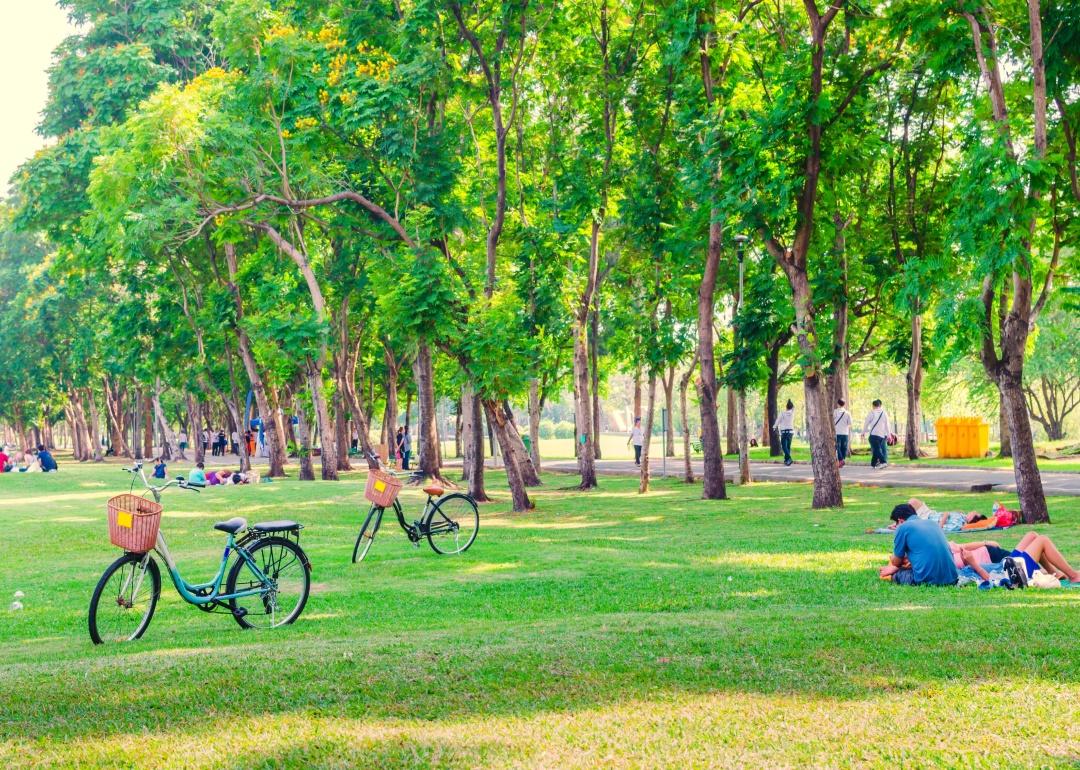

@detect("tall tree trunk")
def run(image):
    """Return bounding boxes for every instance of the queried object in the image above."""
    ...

[573,315,597,489]
[306,357,337,480]
[1002,373,1047,522]
[639,370,658,493]
[223,244,287,476]
[103,378,131,457]
[788,270,844,508]
[737,390,751,485]
[766,345,781,457]
[413,338,448,483]
[590,305,602,460]
[455,400,463,459]
[679,355,698,483]
[84,388,105,462]
[528,378,542,472]
[698,210,728,500]
[461,382,491,501]
[482,399,533,511]
[501,399,540,486]
[663,365,676,457]
[294,401,315,481]
[142,392,154,460]
[632,368,642,422]
[153,381,185,461]
[998,391,1012,458]
[904,311,924,460]
[725,387,738,456]
[186,395,205,465]
[334,389,351,472]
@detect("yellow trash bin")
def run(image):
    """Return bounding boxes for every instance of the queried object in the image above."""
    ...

[935,417,990,458]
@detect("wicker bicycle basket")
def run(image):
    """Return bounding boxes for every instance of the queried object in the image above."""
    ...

[107,494,163,553]
[364,468,403,508]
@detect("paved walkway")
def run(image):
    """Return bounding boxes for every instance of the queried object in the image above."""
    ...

[538,458,1080,496]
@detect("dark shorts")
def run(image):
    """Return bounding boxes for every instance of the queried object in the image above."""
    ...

[892,569,916,586]
[986,545,1010,563]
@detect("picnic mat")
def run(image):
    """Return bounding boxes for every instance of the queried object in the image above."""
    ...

[868,524,1015,535]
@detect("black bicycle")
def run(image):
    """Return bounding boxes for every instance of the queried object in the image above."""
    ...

[352,454,479,563]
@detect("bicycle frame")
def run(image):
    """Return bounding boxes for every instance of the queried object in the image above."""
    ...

[151,530,269,605]
[126,464,272,605]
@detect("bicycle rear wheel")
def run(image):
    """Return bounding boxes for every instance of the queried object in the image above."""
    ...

[226,537,310,630]
[88,553,161,644]
[352,505,384,563]
[425,493,479,555]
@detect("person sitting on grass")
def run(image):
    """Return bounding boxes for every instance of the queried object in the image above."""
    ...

[153,457,167,479]
[878,503,958,586]
[36,445,57,472]
[18,450,42,473]
[187,462,207,486]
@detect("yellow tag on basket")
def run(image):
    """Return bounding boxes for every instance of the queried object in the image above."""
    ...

[116,510,133,529]
[373,480,387,493]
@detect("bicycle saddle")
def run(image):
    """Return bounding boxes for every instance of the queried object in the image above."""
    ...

[213,517,247,534]
[251,520,300,532]
[422,485,444,497]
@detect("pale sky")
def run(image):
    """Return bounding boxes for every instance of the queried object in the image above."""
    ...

[0,1,78,196]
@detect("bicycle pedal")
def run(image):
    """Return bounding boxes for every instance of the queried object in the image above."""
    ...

[232,607,248,618]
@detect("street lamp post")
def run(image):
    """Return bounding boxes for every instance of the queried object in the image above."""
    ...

[733,234,752,486]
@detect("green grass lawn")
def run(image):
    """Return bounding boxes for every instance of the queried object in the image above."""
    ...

[1,461,1079,768]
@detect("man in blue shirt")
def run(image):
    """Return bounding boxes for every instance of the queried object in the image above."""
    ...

[886,503,958,586]
[36,445,58,473]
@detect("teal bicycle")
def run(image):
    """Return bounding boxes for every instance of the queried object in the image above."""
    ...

[88,463,311,644]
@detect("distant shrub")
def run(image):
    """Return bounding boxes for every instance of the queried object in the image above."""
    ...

[539,419,556,439]
[553,421,575,439]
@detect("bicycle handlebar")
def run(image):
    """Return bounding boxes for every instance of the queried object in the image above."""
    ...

[123,465,200,494]
[367,451,424,482]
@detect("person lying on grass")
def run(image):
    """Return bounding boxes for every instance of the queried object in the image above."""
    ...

[867,497,1007,534]
[878,503,958,586]
[1001,531,1080,584]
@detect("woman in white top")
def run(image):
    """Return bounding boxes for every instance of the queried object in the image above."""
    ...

[833,399,852,466]
[772,400,796,466]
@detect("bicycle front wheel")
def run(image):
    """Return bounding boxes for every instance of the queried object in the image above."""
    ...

[89,553,161,644]
[425,493,479,555]
[352,504,383,563]
[226,537,311,630]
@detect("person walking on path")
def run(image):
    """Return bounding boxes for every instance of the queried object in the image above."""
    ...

[401,426,412,470]
[834,399,851,467]
[864,399,892,469]
[773,400,796,466]
[628,417,644,466]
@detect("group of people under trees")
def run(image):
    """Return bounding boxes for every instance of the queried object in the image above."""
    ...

[880,500,1079,590]
[772,398,896,469]
[389,426,412,470]
[0,445,57,474]
[201,428,257,458]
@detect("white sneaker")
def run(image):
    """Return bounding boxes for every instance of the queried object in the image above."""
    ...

[878,463,888,469]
